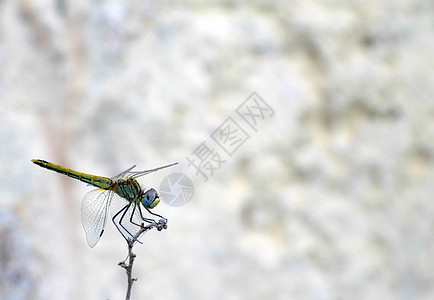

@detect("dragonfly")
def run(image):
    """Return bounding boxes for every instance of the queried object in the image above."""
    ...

[32,159,178,247]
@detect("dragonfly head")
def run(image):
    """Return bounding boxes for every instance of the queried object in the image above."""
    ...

[142,188,160,208]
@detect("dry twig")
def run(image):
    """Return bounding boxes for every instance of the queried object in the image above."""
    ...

[118,218,168,300]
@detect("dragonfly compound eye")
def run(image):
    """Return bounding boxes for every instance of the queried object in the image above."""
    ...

[143,188,159,208]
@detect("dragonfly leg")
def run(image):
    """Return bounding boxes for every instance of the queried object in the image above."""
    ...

[144,207,167,230]
[118,203,146,245]
[112,203,135,241]
[139,205,157,224]
[118,204,139,239]
[128,203,140,227]
[145,208,165,220]
[129,203,154,227]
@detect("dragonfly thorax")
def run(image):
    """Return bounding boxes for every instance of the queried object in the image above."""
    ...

[112,178,143,202]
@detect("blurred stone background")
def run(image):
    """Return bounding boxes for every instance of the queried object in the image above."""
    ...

[0,0,433,299]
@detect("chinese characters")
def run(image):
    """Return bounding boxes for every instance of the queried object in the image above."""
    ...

[186,92,274,182]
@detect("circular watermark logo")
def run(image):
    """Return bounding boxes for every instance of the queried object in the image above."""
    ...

[159,173,194,207]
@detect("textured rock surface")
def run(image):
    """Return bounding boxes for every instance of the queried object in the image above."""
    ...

[0,0,433,299]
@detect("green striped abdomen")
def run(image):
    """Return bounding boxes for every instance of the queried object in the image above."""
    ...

[32,159,112,188]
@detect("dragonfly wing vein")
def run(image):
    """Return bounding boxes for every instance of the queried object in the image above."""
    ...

[81,189,113,248]
[110,165,136,180]
[128,162,179,179]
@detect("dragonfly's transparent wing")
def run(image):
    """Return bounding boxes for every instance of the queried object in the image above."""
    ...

[109,162,178,180]
[81,188,114,247]
[110,195,146,242]
[128,162,178,179]
[110,165,137,180]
